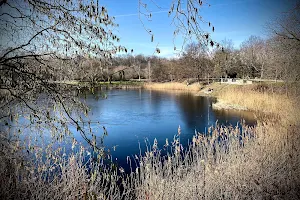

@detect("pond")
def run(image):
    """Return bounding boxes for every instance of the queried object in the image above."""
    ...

[75,89,256,171]
[7,89,256,172]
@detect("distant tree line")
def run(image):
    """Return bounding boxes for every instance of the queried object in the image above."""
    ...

[52,31,299,84]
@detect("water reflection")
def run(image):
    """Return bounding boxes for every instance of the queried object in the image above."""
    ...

[77,89,256,171]
[175,93,211,128]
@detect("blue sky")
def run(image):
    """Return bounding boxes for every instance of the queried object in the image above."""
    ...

[101,0,298,57]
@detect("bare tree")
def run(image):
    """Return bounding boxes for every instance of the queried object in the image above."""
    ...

[0,0,125,150]
[180,42,212,83]
[138,0,217,52]
[268,2,300,44]
[239,36,265,78]
[212,39,235,79]
[265,2,300,83]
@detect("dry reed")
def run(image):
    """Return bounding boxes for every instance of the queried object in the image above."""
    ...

[214,84,299,122]
[1,119,299,199]
[143,82,201,92]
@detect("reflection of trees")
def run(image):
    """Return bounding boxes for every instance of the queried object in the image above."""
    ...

[213,109,256,126]
[149,91,164,112]
[175,94,256,131]
[175,94,211,129]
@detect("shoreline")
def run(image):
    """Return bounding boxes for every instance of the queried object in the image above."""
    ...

[59,80,297,119]
[211,100,248,111]
[142,82,298,122]
[143,82,251,112]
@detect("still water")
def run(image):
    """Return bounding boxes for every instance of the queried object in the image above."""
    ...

[76,89,255,170]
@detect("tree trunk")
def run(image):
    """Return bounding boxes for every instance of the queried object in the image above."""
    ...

[207,73,210,85]
[138,65,141,81]
[148,60,151,82]
[285,67,288,97]
[260,63,264,79]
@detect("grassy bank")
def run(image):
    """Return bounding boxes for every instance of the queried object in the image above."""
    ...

[142,81,298,122]
[143,82,202,92]
[208,83,299,123]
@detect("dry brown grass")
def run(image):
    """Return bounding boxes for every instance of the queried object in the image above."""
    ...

[132,122,300,200]
[143,82,201,92]
[2,119,299,199]
[213,84,299,123]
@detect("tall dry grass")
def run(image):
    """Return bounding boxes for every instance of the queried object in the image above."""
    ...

[143,82,201,92]
[1,119,299,199]
[133,122,300,199]
[214,84,299,122]
[0,122,256,199]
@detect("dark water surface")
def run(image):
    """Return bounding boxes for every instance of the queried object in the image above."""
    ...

[75,89,255,170]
